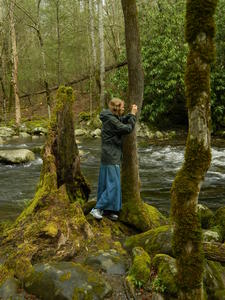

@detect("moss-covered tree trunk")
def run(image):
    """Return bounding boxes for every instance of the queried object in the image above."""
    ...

[120,0,153,232]
[0,86,92,283]
[171,1,218,299]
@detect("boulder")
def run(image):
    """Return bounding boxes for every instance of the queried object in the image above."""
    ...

[85,249,127,275]
[24,262,112,300]
[126,247,151,287]
[0,127,15,137]
[0,277,27,300]
[75,129,87,136]
[197,204,214,229]
[19,132,31,138]
[31,126,48,135]
[203,229,223,243]
[0,149,35,164]
[151,254,177,297]
[90,128,101,138]
[125,225,173,257]
[155,131,164,139]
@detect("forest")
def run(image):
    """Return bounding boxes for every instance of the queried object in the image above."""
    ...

[0,0,225,300]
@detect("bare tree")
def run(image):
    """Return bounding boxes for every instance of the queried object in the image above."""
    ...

[98,0,105,108]
[9,0,21,126]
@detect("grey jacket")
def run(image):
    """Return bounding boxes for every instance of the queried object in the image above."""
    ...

[100,109,136,165]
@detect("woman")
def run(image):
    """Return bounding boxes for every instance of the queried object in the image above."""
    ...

[90,98,138,220]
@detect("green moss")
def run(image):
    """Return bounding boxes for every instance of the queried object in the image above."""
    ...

[185,0,217,109]
[185,0,218,43]
[125,225,172,257]
[60,272,71,282]
[127,247,151,287]
[171,139,211,293]
[42,222,58,237]
[204,260,225,299]
[120,201,168,232]
[151,254,178,296]
[214,207,225,241]
[197,204,214,229]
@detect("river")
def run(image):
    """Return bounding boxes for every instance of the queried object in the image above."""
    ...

[0,136,224,221]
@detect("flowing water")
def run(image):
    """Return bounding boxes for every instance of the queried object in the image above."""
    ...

[0,137,225,221]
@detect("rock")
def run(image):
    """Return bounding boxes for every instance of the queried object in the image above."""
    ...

[31,126,48,135]
[203,230,223,243]
[19,132,31,138]
[19,123,28,132]
[125,225,173,257]
[24,262,112,300]
[151,254,177,297]
[0,277,23,300]
[31,135,41,140]
[32,145,44,154]
[0,127,15,137]
[75,129,87,136]
[0,137,4,145]
[197,204,214,229]
[90,128,101,138]
[85,249,127,275]
[214,206,225,241]
[0,149,35,164]
[204,260,225,299]
[167,131,176,139]
[155,131,164,139]
[151,292,166,300]
[126,247,151,287]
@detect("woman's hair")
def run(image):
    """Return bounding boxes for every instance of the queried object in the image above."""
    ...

[108,98,124,115]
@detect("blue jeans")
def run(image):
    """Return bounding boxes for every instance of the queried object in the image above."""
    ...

[96,164,122,212]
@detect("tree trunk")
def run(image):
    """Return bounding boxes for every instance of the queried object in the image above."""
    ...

[120,0,153,232]
[171,1,218,299]
[98,0,105,108]
[0,86,92,281]
[56,0,62,85]
[9,0,21,127]
[89,0,97,71]
[37,0,51,119]
[0,55,7,124]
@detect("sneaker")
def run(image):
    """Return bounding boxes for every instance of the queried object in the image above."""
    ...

[107,213,118,221]
[90,208,103,220]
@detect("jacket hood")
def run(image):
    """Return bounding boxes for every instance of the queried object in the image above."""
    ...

[100,109,114,122]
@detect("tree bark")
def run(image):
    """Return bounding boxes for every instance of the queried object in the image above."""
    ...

[9,0,21,127]
[120,0,153,232]
[56,0,62,85]
[171,1,218,299]
[37,0,51,119]
[98,0,105,108]
[89,0,97,71]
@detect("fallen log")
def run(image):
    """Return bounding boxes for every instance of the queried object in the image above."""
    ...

[203,242,225,262]
[20,61,127,99]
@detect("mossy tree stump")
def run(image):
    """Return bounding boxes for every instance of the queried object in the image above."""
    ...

[0,86,92,283]
[171,1,218,299]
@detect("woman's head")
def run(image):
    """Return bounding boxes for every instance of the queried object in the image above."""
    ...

[108,98,125,116]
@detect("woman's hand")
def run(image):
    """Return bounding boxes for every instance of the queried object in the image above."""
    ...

[131,104,138,115]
